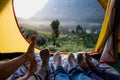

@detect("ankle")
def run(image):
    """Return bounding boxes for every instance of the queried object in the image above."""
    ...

[55,62,62,67]
[81,62,89,70]
[86,59,95,67]
[42,61,49,66]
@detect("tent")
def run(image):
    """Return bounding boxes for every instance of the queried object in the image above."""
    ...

[95,0,120,63]
[0,0,120,63]
[0,0,40,53]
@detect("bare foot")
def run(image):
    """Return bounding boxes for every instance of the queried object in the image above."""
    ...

[77,53,88,70]
[26,60,37,77]
[17,59,38,80]
[27,59,37,75]
[85,53,95,67]
[54,52,62,68]
[40,49,50,72]
[68,53,76,70]
[24,35,36,62]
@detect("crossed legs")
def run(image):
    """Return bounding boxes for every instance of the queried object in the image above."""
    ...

[27,49,50,80]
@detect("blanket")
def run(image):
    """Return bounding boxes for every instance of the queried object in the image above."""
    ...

[8,53,119,80]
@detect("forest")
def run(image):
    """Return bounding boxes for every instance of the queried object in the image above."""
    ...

[21,19,100,52]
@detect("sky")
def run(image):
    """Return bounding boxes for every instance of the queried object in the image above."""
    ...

[32,0,105,29]
[14,0,105,29]
[14,0,48,19]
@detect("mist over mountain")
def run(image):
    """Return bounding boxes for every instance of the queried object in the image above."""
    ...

[31,0,105,29]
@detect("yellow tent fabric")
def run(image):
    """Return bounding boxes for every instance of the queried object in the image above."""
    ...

[97,0,108,10]
[95,0,110,52]
[0,0,40,53]
[0,0,120,55]
[95,0,120,54]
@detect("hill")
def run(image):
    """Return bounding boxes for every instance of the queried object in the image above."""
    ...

[31,0,105,29]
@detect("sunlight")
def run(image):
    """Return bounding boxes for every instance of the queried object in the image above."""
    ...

[14,0,48,19]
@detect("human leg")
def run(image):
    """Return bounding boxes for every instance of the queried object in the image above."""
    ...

[53,52,70,80]
[85,53,120,80]
[68,53,92,80]
[68,53,76,70]
[27,49,50,80]
[77,53,104,80]
[0,35,37,80]
[17,59,38,80]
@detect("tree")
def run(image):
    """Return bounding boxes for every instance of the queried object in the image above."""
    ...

[75,24,83,45]
[24,29,38,40]
[91,27,96,34]
[75,24,83,35]
[50,19,60,45]
[36,35,46,46]
[71,30,75,34]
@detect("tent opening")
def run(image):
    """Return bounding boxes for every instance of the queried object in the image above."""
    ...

[13,0,105,52]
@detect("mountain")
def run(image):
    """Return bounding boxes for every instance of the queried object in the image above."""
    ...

[31,0,105,29]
